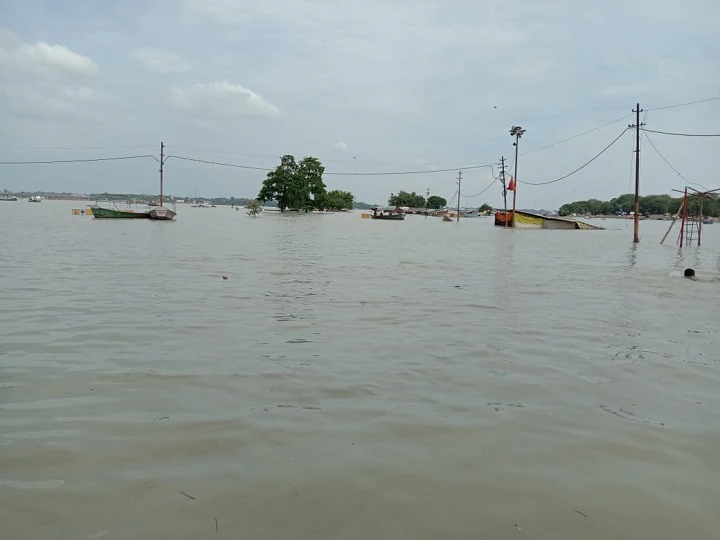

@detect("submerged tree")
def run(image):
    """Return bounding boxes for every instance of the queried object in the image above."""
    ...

[258,155,328,212]
[324,190,355,211]
[246,199,262,216]
[389,190,426,208]
[426,195,447,209]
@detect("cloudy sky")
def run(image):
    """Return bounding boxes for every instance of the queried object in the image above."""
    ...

[1,0,718,208]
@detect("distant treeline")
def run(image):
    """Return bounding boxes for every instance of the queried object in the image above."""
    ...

[559,193,720,217]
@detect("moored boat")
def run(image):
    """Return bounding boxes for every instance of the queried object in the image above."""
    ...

[28,196,41,202]
[370,207,405,220]
[90,205,150,218]
[0,195,18,201]
[148,206,177,220]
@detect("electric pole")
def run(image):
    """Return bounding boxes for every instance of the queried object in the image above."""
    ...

[425,187,430,217]
[456,170,462,223]
[499,156,507,227]
[629,104,644,243]
[510,125,526,227]
[159,141,164,207]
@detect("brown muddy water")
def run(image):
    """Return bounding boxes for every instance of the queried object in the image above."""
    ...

[1,201,719,539]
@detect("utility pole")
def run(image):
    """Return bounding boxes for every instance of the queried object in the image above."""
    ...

[629,104,644,243]
[510,125,526,227]
[499,156,508,227]
[456,170,462,223]
[159,141,164,207]
[425,187,430,217]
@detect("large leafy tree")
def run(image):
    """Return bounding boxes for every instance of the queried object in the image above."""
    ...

[426,195,447,209]
[258,155,328,212]
[389,190,426,208]
[325,190,354,210]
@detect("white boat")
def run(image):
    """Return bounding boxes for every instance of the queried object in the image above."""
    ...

[28,196,41,202]
[0,195,17,201]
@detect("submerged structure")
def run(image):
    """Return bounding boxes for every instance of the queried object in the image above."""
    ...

[494,210,603,230]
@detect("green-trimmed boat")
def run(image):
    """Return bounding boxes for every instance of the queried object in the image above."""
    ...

[90,205,150,219]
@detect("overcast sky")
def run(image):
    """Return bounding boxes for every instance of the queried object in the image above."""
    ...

[1,0,719,208]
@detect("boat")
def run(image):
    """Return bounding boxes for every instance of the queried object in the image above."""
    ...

[90,205,150,218]
[148,206,176,220]
[148,200,160,207]
[0,195,18,201]
[28,196,41,202]
[702,219,713,225]
[370,207,405,220]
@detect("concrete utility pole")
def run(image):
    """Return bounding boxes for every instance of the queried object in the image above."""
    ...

[510,126,526,224]
[456,170,462,223]
[629,104,644,243]
[499,156,507,227]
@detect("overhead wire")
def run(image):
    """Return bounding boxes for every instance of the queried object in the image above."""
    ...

[642,131,709,190]
[641,128,720,137]
[520,113,633,157]
[518,128,629,186]
[461,177,498,198]
[646,96,720,112]
[166,154,496,176]
[0,155,158,165]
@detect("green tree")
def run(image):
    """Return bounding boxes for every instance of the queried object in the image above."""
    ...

[389,190,426,207]
[246,199,262,216]
[479,203,493,213]
[325,190,355,210]
[258,155,327,212]
[426,195,447,209]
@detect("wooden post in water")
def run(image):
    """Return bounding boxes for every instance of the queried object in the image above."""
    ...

[679,187,688,248]
[698,199,703,246]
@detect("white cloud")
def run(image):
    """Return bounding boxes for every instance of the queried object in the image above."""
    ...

[170,81,280,118]
[134,47,190,73]
[0,28,98,78]
[334,141,349,151]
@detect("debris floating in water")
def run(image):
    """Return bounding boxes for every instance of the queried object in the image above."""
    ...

[222,275,228,280]
[179,490,196,500]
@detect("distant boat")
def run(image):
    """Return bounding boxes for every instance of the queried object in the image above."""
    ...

[0,195,18,201]
[703,219,713,225]
[28,196,41,202]
[370,207,405,220]
[148,200,160,207]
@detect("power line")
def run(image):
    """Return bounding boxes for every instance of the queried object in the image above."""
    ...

[646,96,720,112]
[0,145,159,151]
[168,145,481,168]
[520,114,633,156]
[518,128,629,186]
[168,154,496,176]
[167,155,274,171]
[462,178,497,198]
[0,155,157,165]
[641,128,720,137]
[643,131,709,190]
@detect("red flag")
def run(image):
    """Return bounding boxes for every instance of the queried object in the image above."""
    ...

[507,177,516,191]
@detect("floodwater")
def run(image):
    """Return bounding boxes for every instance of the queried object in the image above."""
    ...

[1,201,719,539]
